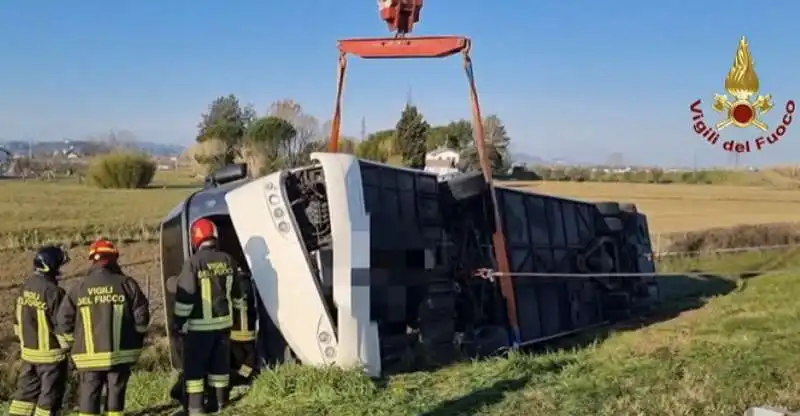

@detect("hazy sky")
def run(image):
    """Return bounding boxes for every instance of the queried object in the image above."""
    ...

[1,1,798,167]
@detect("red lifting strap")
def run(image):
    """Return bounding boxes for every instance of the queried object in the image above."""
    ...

[326,42,520,341]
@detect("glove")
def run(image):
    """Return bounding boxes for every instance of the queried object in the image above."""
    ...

[172,320,188,336]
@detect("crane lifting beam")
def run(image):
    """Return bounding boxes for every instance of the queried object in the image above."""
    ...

[337,36,468,59]
[326,1,520,345]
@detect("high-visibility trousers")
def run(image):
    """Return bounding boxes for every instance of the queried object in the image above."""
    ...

[183,330,231,415]
[9,361,67,416]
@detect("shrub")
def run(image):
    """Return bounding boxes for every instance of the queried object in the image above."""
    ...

[665,222,800,253]
[86,151,157,189]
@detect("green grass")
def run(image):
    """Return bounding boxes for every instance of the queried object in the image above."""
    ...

[3,251,800,415]
[0,171,199,250]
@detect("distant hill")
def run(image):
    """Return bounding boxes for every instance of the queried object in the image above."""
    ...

[0,140,185,158]
[131,141,186,156]
[512,152,583,166]
[511,152,549,165]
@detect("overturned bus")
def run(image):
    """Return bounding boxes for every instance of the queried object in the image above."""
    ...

[160,153,659,378]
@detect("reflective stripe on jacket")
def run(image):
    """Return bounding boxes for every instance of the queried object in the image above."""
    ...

[231,275,256,342]
[15,273,67,364]
[174,247,245,332]
[55,265,150,370]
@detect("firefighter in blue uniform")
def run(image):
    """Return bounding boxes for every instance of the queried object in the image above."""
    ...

[55,238,150,416]
[173,218,246,415]
[9,245,70,416]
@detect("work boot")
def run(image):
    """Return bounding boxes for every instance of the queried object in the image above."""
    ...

[205,387,228,414]
[170,378,184,404]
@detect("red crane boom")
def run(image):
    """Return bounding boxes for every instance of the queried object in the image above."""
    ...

[326,0,520,344]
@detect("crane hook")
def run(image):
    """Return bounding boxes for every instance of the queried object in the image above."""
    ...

[378,0,423,36]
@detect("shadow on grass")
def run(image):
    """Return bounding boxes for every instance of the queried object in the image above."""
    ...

[379,271,750,377]
[130,403,179,416]
[420,376,531,416]
[129,386,250,416]
[529,271,748,354]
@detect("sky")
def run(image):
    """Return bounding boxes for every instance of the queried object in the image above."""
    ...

[1,1,798,167]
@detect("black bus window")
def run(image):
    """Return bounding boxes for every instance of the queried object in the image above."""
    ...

[160,215,185,282]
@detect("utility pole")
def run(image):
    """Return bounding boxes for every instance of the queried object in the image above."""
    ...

[360,116,366,142]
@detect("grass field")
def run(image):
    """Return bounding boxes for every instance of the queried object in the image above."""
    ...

[0,172,196,250]
[1,249,798,415]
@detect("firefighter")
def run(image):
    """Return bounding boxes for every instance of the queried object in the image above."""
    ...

[229,267,258,389]
[173,218,246,415]
[9,245,70,416]
[55,238,150,416]
[166,274,188,407]
[166,274,211,410]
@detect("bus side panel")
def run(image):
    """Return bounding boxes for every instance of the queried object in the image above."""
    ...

[496,187,604,343]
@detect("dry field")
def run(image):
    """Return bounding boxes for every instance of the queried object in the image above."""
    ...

[0,172,196,250]
[509,181,800,235]
[4,174,800,250]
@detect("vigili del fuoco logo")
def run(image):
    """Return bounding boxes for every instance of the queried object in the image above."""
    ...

[689,36,795,153]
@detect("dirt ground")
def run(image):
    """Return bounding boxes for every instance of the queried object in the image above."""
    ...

[0,242,162,360]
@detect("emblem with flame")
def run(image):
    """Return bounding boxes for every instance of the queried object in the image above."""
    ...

[711,37,774,131]
[689,36,795,153]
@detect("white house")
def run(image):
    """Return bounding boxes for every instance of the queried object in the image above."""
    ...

[424,147,460,176]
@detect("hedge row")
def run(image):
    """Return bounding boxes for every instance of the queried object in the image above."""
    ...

[664,222,800,253]
[532,167,747,185]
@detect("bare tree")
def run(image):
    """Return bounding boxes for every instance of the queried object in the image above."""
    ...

[185,139,227,176]
[267,99,324,167]
[97,130,137,150]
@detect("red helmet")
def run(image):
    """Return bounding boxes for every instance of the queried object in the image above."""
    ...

[88,238,119,262]
[190,218,218,249]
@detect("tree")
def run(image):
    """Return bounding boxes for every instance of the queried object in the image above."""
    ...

[356,129,395,162]
[267,99,323,168]
[460,115,511,174]
[196,94,256,164]
[426,120,473,151]
[356,138,386,162]
[444,119,474,150]
[338,138,357,154]
[394,105,429,169]
[426,125,450,151]
[484,115,511,171]
[185,138,227,176]
[242,116,297,176]
[304,136,357,156]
